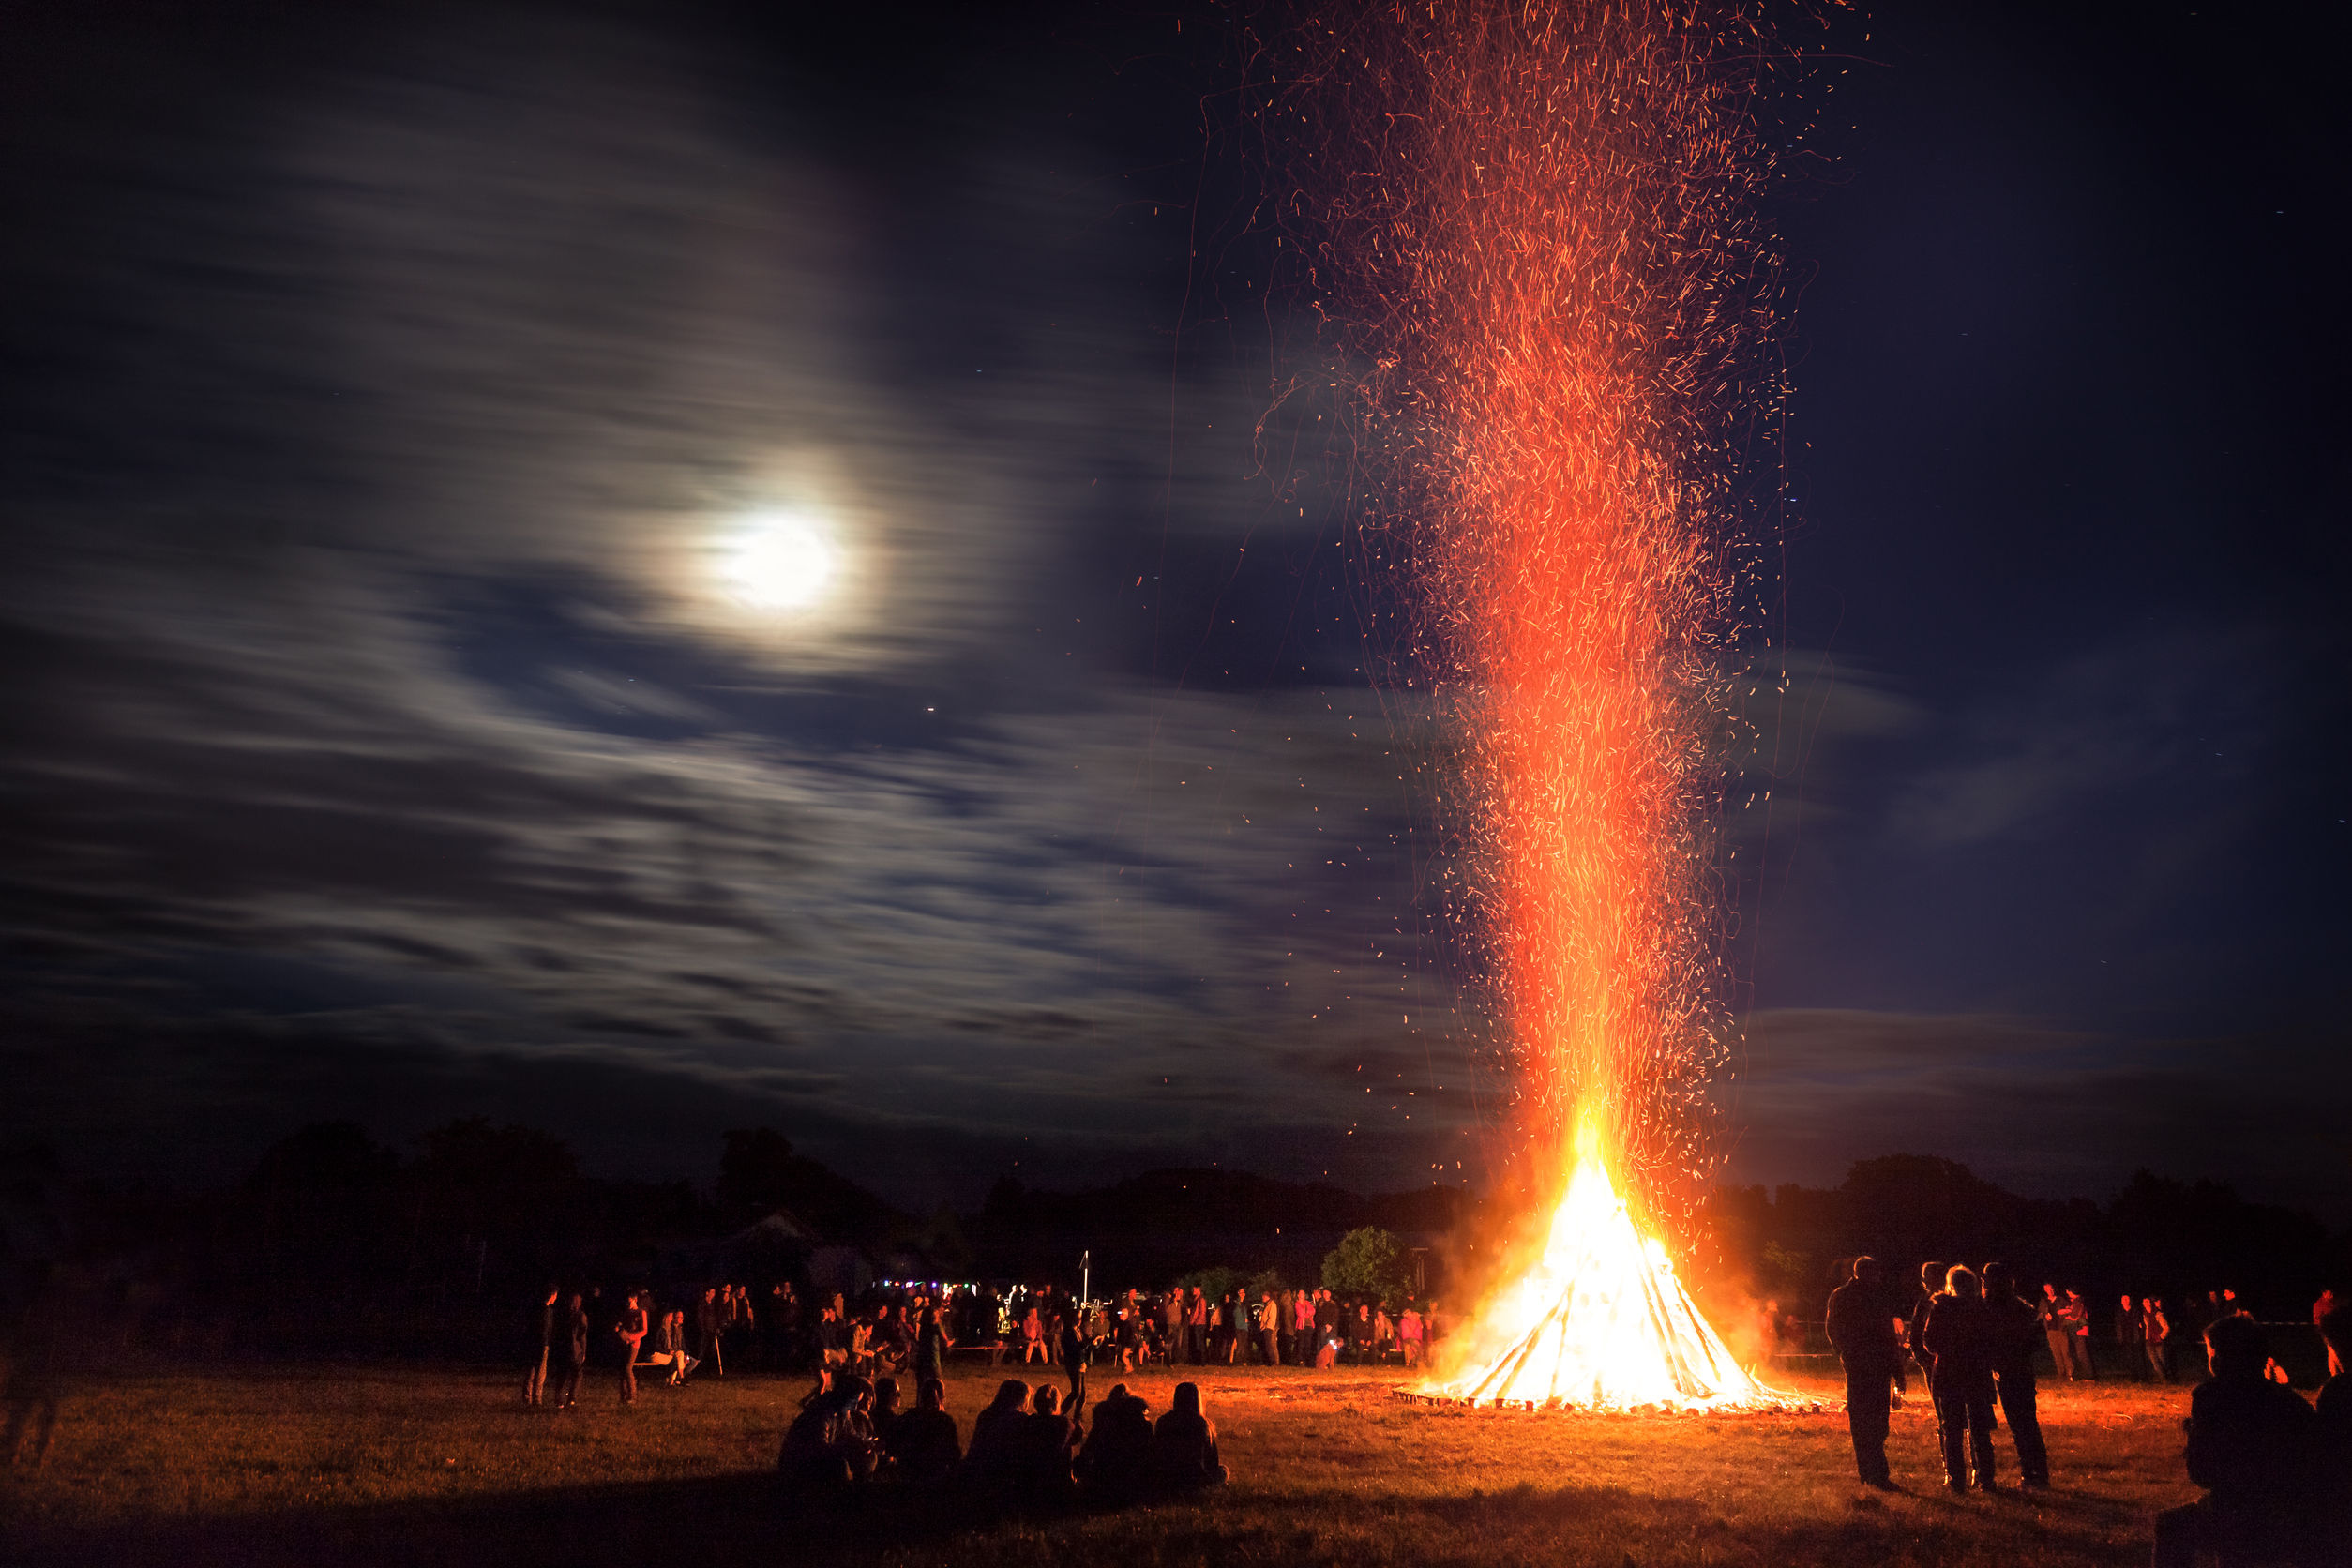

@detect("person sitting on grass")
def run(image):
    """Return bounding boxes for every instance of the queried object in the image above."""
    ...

[2151,1314,2315,1568]
[1077,1383,1154,1501]
[1150,1381,1229,1491]
[2319,1304,2350,1450]
[869,1375,903,1453]
[1017,1382,1087,1501]
[963,1379,1033,1495]
[886,1377,963,1484]
[779,1373,879,1491]
[2312,1305,2349,1552]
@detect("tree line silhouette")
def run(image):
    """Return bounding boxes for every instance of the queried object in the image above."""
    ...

[1,1128,2343,1369]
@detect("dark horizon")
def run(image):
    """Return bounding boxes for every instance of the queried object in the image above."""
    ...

[3,0,2346,1223]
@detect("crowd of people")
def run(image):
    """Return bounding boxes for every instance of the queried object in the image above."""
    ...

[1081,1285,1440,1372]
[1769,1281,2274,1385]
[2150,1306,2348,1568]
[522,1281,778,1408]
[1827,1257,2349,1563]
[2029,1285,2269,1385]
[520,1277,1447,1410]
[780,1370,1230,1505]
[805,1281,1446,1381]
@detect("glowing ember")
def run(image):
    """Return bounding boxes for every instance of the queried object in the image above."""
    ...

[1274,1,1797,1410]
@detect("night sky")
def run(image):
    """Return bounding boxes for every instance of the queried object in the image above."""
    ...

[5,1,2345,1220]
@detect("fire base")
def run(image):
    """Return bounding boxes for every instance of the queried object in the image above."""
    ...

[1392,1388,1823,1417]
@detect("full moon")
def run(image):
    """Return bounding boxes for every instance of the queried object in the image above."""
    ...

[722,511,838,611]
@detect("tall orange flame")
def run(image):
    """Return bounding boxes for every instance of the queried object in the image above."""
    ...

[1277,1,1789,1407]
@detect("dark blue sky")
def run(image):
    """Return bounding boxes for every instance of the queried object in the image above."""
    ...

[2,0,2344,1219]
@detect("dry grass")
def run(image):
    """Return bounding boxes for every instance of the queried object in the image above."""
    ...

[1,1363,2201,1566]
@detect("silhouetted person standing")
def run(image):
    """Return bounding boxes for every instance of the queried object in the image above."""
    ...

[0,1268,62,1469]
[916,1307,950,1387]
[2175,1291,2212,1377]
[1058,1315,1090,1407]
[1983,1262,2050,1488]
[2041,1284,2073,1380]
[524,1285,556,1407]
[2064,1290,2097,1381]
[696,1288,725,1377]
[1826,1256,1903,1489]
[2141,1298,2171,1384]
[1922,1265,1998,1491]
[2152,1315,2316,1568]
[555,1291,589,1409]
[1906,1261,1943,1382]
[615,1293,648,1406]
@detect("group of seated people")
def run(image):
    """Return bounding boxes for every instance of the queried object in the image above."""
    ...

[778,1371,1229,1504]
[2152,1306,2348,1568]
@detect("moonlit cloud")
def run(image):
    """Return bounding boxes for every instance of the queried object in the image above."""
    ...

[0,0,1473,1184]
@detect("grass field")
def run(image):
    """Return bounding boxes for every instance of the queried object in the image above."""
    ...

[1,1362,2200,1566]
